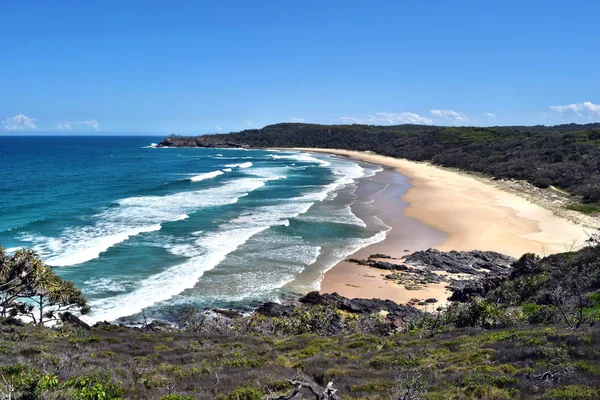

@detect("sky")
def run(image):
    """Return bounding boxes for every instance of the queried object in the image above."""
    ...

[1,0,599,135]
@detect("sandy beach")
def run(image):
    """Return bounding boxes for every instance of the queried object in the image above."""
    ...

[288,148,596,305]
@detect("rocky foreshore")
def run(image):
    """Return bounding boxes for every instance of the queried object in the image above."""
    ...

[347,248,515,300]
[58,249,517,333]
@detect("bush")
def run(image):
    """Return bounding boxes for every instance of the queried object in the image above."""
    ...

[219,387,262,400]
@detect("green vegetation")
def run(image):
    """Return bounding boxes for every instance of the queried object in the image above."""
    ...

[566,204,600,215]
[2,237,600,398]
[0,247,89,325]
[1,319,599,399]
[163,122,600,205]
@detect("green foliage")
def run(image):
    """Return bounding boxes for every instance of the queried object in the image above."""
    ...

[64,373,124,399]
[273,305,345,335]
[0,247,89,325]
[38,374,59,390]
[219,387,262,400]
[445,299,507,329]
[541,385,600,399]
[566,204,600,214]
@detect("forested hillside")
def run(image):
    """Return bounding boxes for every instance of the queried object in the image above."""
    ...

[160,123,600,205]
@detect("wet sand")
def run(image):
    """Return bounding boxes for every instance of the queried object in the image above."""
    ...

[288,148,592,304]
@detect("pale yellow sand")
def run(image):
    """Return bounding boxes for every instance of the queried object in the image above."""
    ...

[284,148,594,304]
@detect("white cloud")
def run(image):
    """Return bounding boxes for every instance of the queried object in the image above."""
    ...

[246,120,253,126]
[3,114,38,131]
[289,117,305,123]
[429,109,470,123]
[75,120,99,130]
[56,120,100,131]
[57,122,71,131]
[216,125,222,131]
[339,112,433,125]
[485,112,496,119]
[550,101,600,118]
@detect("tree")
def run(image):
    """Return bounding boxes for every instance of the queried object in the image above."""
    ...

[0,247,90,325]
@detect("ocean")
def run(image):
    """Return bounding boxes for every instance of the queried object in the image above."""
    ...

[0,136,390,323]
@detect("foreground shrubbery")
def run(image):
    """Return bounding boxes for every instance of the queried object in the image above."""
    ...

[1,319,599,399]
[2,237,600,398]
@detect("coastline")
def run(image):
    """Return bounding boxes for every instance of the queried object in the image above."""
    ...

[285,148,597,304]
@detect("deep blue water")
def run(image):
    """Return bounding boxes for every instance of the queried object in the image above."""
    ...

[0,136,387,322]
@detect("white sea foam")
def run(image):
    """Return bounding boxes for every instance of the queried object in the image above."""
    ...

[23,178,273,267]
[142,143,158,149]
[83,277,131,295]
[189,170,224,182]
[44,223,163,267]
[85,173,331,321]
[269,152,331,167]
[222,168,232,172]
[215,154,223,157]
[297,204,366,227]
[224,161,253,169]
[363,167,383,178]
[85,226,269,323]
[311,229,390,291]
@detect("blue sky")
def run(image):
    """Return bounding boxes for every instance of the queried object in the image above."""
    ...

[1,1,599,134]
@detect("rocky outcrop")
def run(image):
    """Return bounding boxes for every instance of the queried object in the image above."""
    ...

[346,249,515,302]
[299,291,423,322]
[347,258,410,271]
[158,135,249,149]
[404,249,515,275]
[255,302,296,317]
[254,292,423,324]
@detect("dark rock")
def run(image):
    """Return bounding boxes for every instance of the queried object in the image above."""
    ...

[405,248,515,275]
[300,292,423,322]
[346,258,410,271]
[92,321,115,330]
[369,253,392,259]
[60,312,91,330]
[212,309,242,319]
[425,298,438,303]
[371,261,410,271]
[255,302,295,317]
[143,320,175,332]
[346,258,371,266]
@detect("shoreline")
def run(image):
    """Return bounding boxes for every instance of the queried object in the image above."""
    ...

[285,148,597,305]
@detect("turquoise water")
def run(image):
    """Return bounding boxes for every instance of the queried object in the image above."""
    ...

[0,136,388,323]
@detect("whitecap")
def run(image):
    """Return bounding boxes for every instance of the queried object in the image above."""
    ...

[311,229,390,291]
[189,170,224,182]
[297,204,366,227]
[224,161,253,169]
[23,177,274,267]
[269,152,331,167]
[85,226,269,322]
[83,277,130,295]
